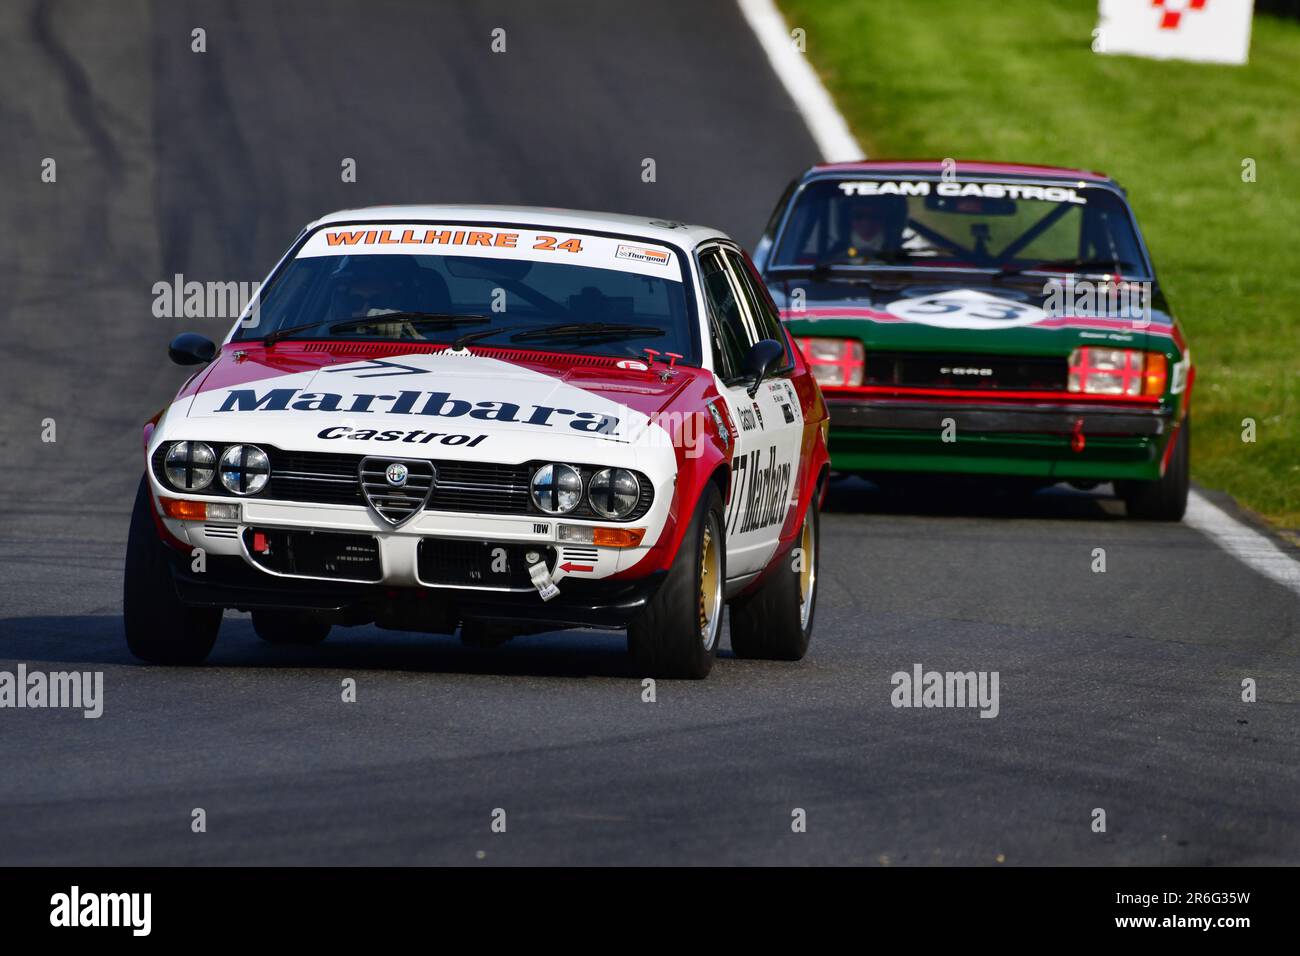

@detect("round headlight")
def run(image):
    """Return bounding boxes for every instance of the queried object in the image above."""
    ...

[164,441,216,491]
[587,468,641,519]
[218,444,271,496]
[530,463,582,514]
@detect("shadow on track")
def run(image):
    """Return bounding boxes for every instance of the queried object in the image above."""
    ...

[0,614,732,679]
[823,474,1126,522]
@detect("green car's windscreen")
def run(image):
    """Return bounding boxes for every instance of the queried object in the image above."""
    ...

[772,180,1149,277]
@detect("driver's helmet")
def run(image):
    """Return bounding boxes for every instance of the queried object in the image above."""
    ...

[841,194,908,256]
[330,255,423,319]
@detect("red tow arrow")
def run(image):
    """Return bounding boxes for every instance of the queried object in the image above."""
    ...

[559,563,594,573]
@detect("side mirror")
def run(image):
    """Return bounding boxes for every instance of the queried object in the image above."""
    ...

[745,338,786,397]
[168,332,217,366]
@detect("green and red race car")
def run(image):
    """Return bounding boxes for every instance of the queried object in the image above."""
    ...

[754,161,1193,520]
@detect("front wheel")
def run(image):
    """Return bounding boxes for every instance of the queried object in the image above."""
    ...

[1118,414,1189,521]
[627,483,725,679]
[123,476,222,664]
[729,494,819,661]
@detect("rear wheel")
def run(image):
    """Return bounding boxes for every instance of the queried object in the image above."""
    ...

[1118,414,1189,521]
[627,483,725,679]
[252,609,331,645]
[729,495,819,661]
[123,476,222,664]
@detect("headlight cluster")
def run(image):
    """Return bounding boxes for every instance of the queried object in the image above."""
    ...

[796,337,865,387]
[162,441,271,495]
[1067,347,1167,397]
[164,441,216,491]
[529,463,643,520]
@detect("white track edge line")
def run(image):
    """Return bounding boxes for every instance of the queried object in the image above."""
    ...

[735,0,863,162]
[1185,490,1300,596]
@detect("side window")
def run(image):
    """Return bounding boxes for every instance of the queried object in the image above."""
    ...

[762,178,798,244]
[699,248,750,381]
[723,249,793,372]
[754,178,800,270]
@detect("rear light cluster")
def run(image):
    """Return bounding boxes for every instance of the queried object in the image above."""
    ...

[1067,347,1167,397]
[796,337,865,386]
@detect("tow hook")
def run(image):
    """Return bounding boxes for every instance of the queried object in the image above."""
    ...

[529,562,560,602]
[1070,418,1087,453]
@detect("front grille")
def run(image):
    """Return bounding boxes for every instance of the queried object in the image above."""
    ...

[272,450,366,505]
[429,460,532,513]
[417,538,557,589]
[152,445,653,520]
[243,528,382,581]
[359,457,435,526]
[864,352,1068,391]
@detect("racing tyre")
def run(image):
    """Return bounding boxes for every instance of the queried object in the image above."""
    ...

[1118,414,1189,522]
[123,476,222,664]
[252,610,331,645]
[729,494,819,661]
[627,483,725,679]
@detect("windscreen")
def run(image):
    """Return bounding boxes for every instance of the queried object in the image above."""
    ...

[235,224,698,362]
[771,179,1149,277]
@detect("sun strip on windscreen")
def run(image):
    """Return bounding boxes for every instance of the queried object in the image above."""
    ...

[296,223,683,282]
[837,181,1090,204]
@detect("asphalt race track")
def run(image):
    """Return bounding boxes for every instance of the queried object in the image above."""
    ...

[1,0,1296,865]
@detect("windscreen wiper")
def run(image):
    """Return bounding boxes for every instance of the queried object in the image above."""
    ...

[330,312,492,331]
[449,326,521,349]
[781,256,910,282]
[511,323,666,342]
[261,320,330,346]
[993,258,1134,280]
[262,313,491,346]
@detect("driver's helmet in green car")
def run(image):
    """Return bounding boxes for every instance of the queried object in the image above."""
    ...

[837,194,908,261]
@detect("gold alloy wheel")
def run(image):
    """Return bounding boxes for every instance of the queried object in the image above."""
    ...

[698,517,723,650]
[798,513,816,631]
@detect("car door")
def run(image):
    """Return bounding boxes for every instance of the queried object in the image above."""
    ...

[697,243,803,579]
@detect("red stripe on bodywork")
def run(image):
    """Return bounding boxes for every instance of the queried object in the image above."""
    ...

[780,307,1178,339]
[812,160,1112,182]
[820,384,1161,405]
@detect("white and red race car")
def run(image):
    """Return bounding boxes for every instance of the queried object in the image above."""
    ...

[125,206,829,678]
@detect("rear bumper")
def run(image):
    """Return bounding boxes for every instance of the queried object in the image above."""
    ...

[168,554,666,631]
[827,398,1169,436]
[825,397,1175,481]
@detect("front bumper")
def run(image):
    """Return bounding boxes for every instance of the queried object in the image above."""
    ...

[150,485,671,629]
[825,397,1175,481]
[169,553,666,630]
